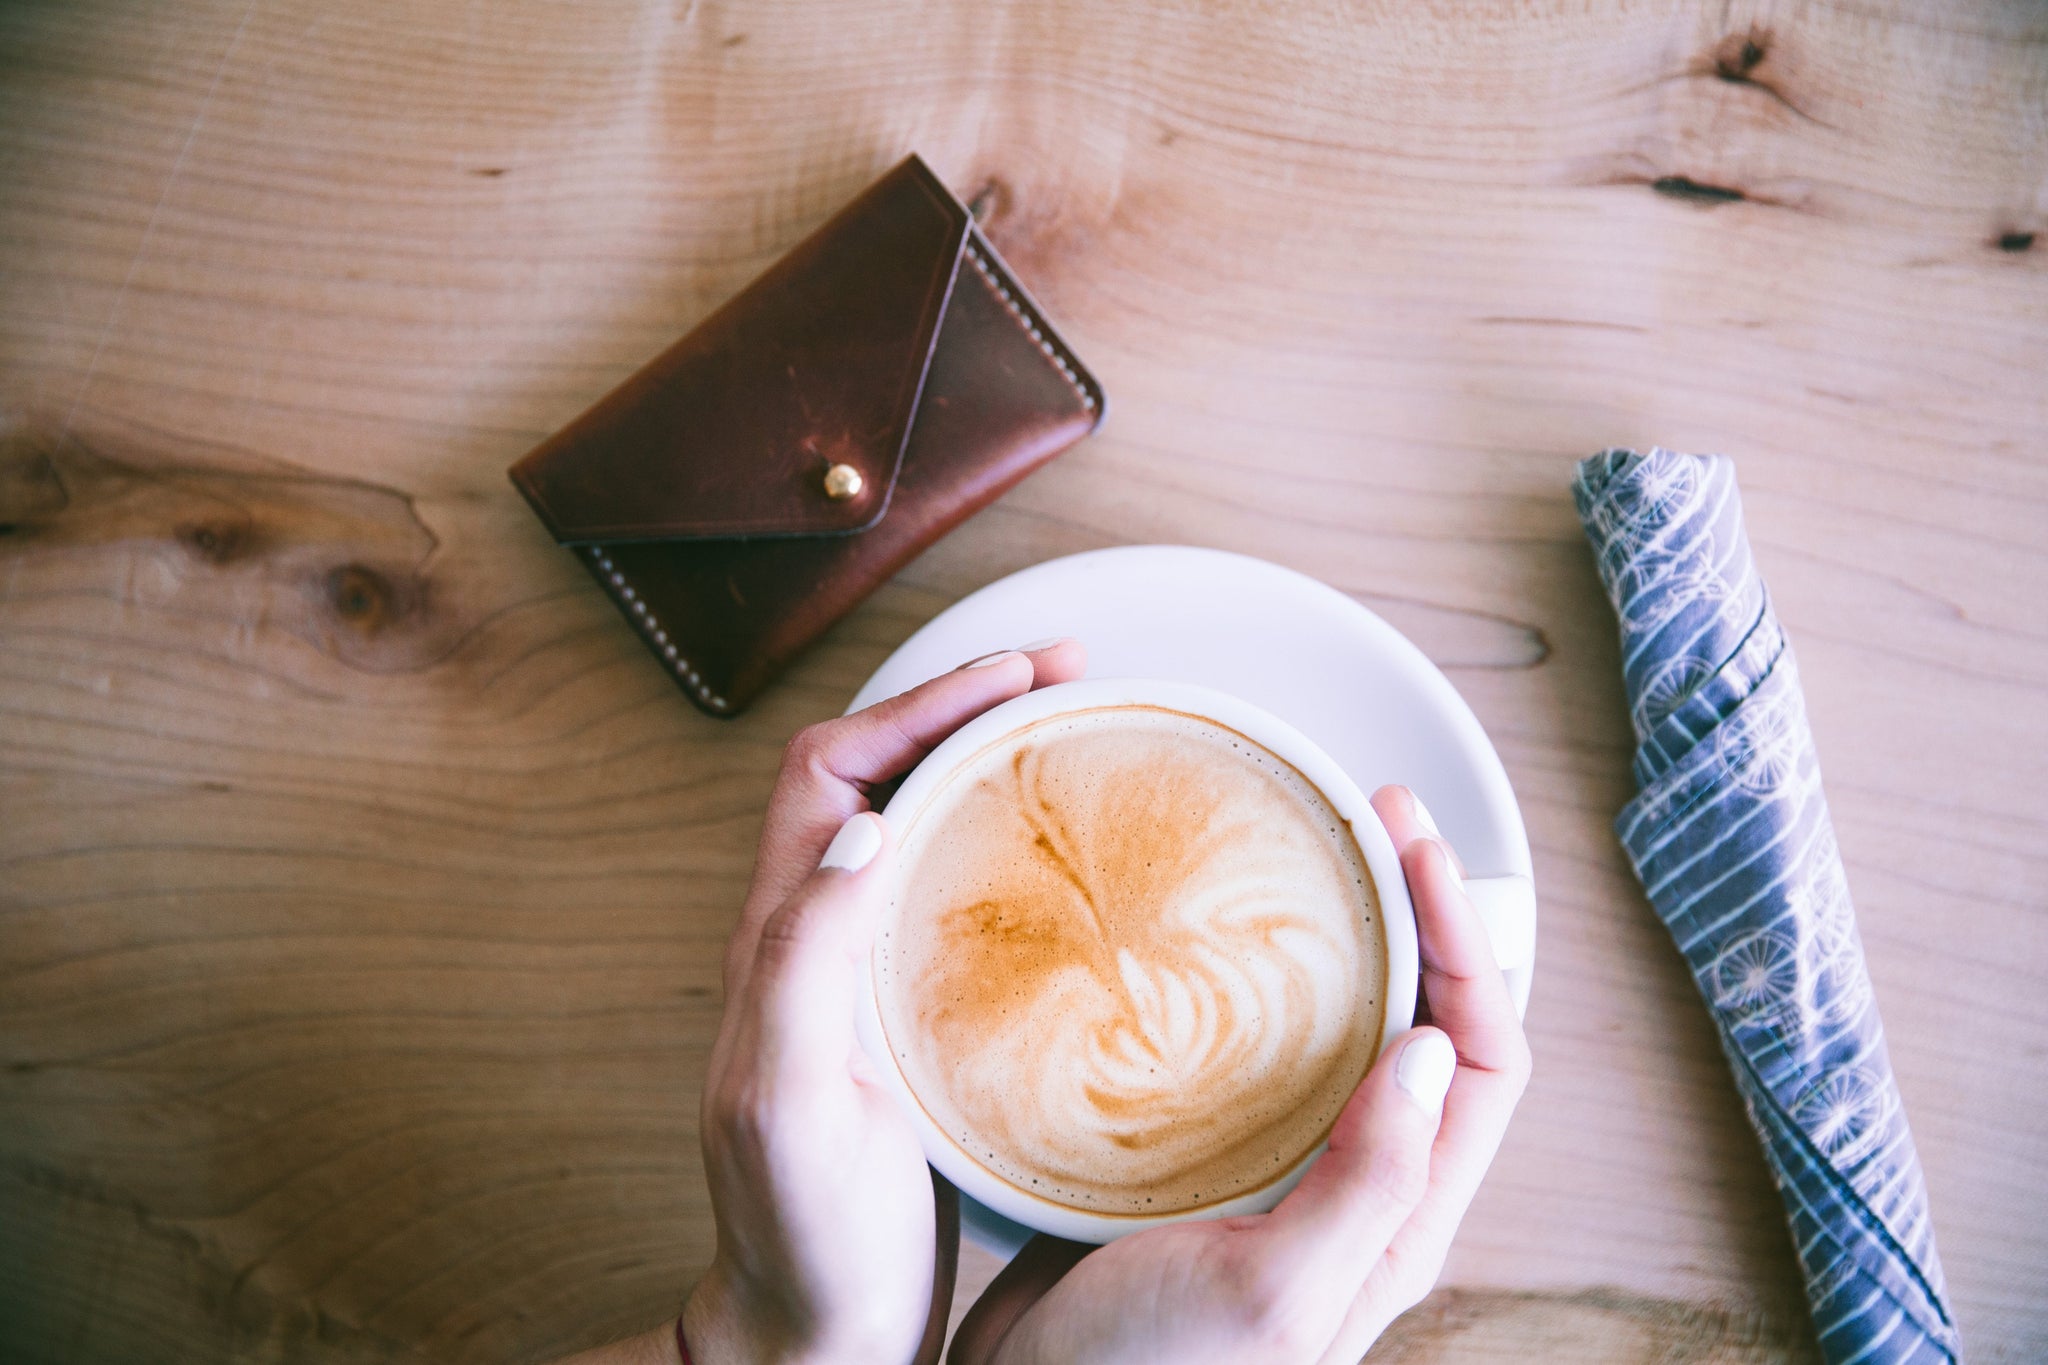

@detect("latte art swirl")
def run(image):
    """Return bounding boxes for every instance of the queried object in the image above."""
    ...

[878,705,1385,1214]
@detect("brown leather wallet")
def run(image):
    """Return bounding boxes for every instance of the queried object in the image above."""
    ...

[508,153,1105,717]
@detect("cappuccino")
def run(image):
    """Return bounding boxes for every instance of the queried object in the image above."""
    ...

[876,704,1387,1215]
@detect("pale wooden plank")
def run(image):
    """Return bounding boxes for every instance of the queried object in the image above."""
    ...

[2,0,2042,1359]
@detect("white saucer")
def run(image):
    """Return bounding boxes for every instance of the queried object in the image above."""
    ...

[847,544,1535,1252]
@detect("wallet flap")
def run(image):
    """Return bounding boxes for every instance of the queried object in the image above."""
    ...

[509,154,970,543]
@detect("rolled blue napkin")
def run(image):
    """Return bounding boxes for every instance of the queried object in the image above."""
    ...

[1574,448,1960,1364]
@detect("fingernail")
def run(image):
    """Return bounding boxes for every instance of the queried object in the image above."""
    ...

[1430,835,1465,889]
[962,650,1020,670]
[1395,1030,1457,1114]
[819,812,884,872]
[1408,791,1442,838]
[1017,636,1069,653]
[1408,793,1464,889]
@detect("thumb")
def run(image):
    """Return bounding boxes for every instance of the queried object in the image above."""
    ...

[947,1235,1095,1365]
[1253,1027,1455,1288]
[745,811,893,1085]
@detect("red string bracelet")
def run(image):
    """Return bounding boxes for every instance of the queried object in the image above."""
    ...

[674,1316,694,1365]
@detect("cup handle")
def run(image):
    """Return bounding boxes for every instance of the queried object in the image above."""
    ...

[1459,874,1536,973]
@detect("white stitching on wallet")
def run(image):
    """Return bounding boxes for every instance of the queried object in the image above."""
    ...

[961,240,1098,412]
[586,546,729,711]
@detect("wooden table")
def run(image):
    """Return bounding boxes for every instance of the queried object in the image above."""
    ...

[3,1,2043,1360]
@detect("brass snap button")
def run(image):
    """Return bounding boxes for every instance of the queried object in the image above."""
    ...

[822,462,864,501]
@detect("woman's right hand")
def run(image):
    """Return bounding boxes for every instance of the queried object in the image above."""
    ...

[948,784,1532,1365]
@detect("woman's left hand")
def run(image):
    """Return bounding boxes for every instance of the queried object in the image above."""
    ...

[680,641,1087,1364]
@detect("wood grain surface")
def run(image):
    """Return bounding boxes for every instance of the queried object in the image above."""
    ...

[2,0,2044,1360]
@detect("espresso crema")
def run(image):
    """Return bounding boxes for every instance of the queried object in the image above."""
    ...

[877,704,1386,1214]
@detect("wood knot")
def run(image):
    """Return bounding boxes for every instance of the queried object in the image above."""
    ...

[326,563,395,631]
[1652,175,1746,206]
[0,443,67,529]
[967,176,1009,224]
[1697,26,1820,125]
[1712,29,1770,83]
[176,519,257,565]
[301,557,444,673]
[1996,230,2035,253]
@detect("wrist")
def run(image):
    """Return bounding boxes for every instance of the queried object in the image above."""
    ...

[542,1317,686,1365]
[682,1259,807,1365]
[680,1262,750,1365]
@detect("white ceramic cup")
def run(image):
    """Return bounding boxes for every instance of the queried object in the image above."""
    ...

[855,676,1530,1244]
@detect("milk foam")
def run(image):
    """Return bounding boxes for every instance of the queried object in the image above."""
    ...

[877,704,1385,1214]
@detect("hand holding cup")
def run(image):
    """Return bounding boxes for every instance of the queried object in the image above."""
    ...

[679,642,1086,1364]
[948,784,1532,1365]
